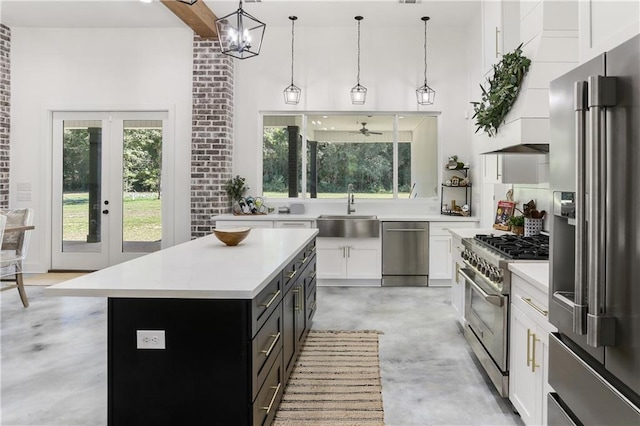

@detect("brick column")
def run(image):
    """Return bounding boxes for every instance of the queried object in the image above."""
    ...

[191,36,234,238]
[0,24,10,208]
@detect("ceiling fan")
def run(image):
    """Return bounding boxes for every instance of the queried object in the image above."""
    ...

[350,122,383,136]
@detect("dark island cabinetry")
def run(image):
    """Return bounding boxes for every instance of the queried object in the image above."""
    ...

[108,238,317,426]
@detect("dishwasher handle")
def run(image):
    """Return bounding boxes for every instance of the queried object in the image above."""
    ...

[385,228,428,232]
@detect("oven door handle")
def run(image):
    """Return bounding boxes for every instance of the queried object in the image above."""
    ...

[459,269,504,307]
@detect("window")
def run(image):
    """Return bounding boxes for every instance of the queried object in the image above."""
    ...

[262,113,438,199]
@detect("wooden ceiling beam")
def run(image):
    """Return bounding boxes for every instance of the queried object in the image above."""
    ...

[160,0,219,39]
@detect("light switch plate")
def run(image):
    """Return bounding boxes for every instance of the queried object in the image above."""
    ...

[136,330,166,349]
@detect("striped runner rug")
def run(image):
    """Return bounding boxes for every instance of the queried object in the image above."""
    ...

[273,330,385,426]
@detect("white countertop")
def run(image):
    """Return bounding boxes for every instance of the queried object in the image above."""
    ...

[45,229,318,300]
[509,262,550,293]
[213,213,479,222]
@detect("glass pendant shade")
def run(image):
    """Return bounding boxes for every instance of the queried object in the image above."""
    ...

[417,16,435,105]
[215,1,266,60]
[416,83,435,105]
[283,16,301,105]
[284,84,301,104]
[350,84,367,105]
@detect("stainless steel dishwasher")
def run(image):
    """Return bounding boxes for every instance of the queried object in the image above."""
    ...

[382,221,429,286]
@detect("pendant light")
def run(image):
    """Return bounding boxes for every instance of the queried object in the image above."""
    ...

[416,16,436,105]
[350,16,367,105]
[215,0,266,60]
[176,0,198,5]
[283,16,301,105]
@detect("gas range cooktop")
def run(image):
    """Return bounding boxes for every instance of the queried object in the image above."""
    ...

[474,234,549,261]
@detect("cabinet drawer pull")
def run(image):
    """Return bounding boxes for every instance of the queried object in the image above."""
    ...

[261,382,282,414]
[286,269,297,280]
[310,246,316,254]
[293,287,300,311]
[309,270,317,280]
[521,296,548,317]
[526,328,532,367]
[261,332,281,357]
[531,332,540,373]
[300,256,308,265]
[260,290,281,309]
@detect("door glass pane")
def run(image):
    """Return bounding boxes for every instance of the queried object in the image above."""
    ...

[122,120,163,253]
[62,120,102,253]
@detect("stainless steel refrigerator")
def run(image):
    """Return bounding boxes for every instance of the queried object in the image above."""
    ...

[548,34,640,425]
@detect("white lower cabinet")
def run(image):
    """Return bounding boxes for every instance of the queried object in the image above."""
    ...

[449,234,465,325]
[430,222,478,286]
[316,238,380,280]
[509,273,556,426]
[429,235,452,280]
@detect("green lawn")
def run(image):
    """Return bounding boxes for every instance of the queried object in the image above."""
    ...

[63,192,161,242]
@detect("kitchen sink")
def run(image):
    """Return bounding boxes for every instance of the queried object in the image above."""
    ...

[316,215,380,238]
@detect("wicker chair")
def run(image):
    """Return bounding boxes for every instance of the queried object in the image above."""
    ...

[1,208,34,307]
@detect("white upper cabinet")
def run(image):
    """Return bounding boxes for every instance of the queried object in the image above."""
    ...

[482,0,504,75]
[482,0,521,75]
[579,0,640,61]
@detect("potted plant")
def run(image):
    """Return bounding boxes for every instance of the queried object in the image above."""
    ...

[224,175,249,213]
[509,215,525,235]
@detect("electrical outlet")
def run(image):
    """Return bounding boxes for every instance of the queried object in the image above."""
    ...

[136,330,166,350]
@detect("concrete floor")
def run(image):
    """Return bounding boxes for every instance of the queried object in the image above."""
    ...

[1,285,522,426]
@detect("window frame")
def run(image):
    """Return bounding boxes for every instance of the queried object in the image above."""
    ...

[259,111,442,201]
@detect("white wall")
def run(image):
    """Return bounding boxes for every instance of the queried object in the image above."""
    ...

[233,20,472,202]
[10,27,194,272]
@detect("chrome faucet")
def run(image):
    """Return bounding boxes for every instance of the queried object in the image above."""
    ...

[347,184,356,214]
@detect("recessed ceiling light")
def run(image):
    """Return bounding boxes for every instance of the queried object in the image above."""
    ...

[312,120,317,125]
[399,116,404,119]
[322,115,328,119]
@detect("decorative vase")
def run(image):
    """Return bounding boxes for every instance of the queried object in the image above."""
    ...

[524,218,543,236]
[511,225,524,236]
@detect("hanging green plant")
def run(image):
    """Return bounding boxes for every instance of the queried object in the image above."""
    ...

[471,44,531,137]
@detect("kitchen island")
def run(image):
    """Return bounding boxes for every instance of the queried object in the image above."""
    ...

[46,229,318,426]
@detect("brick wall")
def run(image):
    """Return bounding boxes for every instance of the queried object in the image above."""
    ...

[0,24,10,209]
[191,36,234,238]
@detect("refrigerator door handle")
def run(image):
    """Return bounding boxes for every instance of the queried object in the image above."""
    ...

[573,80,588,335]
[586,75,617,347]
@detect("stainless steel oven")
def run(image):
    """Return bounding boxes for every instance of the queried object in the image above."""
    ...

[460,233,549,398]
[460,265,509,396]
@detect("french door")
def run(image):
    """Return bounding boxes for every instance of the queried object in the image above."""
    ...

[52,111,169,270]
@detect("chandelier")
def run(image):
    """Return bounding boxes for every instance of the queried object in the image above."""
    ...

[215,0,266,60]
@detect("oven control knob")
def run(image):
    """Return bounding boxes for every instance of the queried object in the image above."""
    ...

[495,270,504,283]
[489,267,497,282]
[462,250,469,260]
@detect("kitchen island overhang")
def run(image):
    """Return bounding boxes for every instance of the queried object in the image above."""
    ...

[45,228,318,299]
[46,228,319,426]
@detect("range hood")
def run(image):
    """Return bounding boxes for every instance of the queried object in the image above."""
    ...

[491,143,549,154]
[479,0,578,155]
